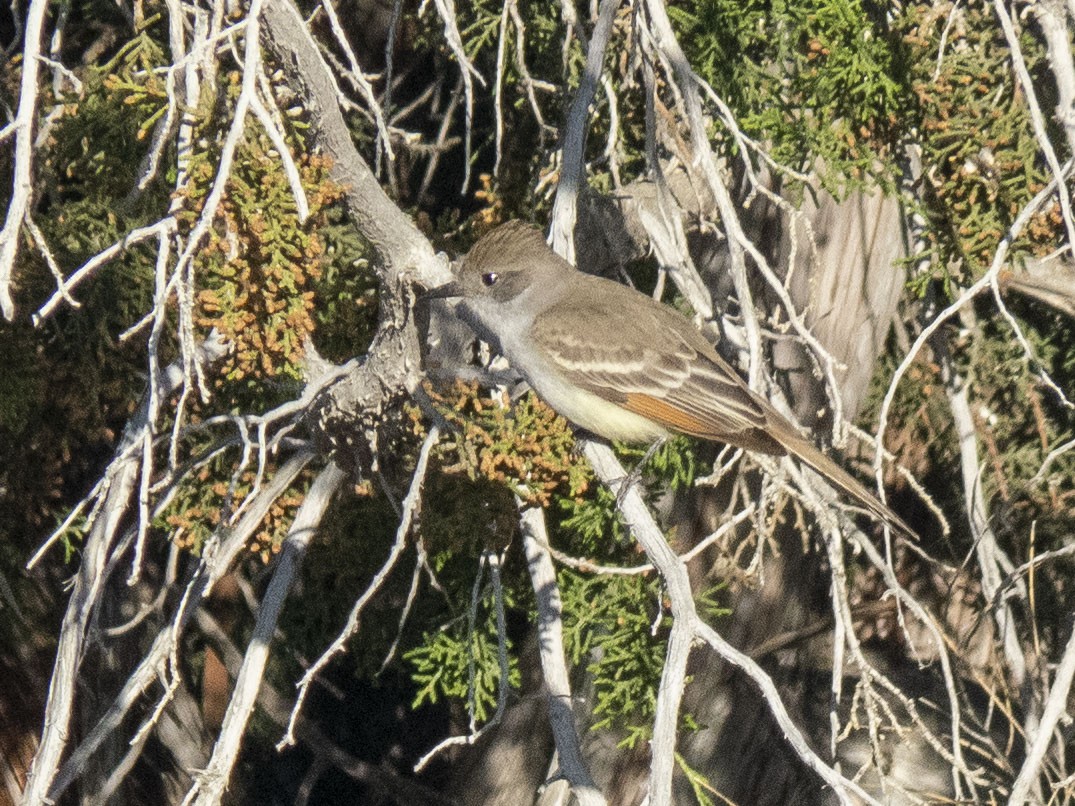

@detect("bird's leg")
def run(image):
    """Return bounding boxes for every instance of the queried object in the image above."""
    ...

[614,436,667,508]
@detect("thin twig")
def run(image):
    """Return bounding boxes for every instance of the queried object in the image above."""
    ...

[430,0,484,192]
[316,0,394,163]
[278,426,440,749]
[33,218,177,324]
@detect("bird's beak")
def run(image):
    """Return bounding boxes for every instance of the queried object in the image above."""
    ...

[421,280,464,301]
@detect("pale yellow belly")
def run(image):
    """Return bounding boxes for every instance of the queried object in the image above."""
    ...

[528,371,668,444]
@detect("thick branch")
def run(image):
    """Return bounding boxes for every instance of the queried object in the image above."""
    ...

[260,0,445,288]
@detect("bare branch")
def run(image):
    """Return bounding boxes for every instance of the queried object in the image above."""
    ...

[1001,254,1075,318]
[417,75,465,204]
[507,1,556,143]
[1008,620,1075,806]
[990,273,1075,410]
[44,448,315,803]
[549,0,621,261]
[24,335,231,804]
[582,441,880,806]
[492,0,510,176]
[844,524,974,798]
[637,0,766,385]
[1031,0,1075,158]
[535,504,754,577]
[194,609,460,805]
[519,506,605,806]
[33,218,178,324]
[261,0,447,287]
[185,462,346,805]
[0,0,48,320]
[252,88,311,223]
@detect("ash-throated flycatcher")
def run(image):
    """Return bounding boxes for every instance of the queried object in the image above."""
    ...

[429,220,911,534]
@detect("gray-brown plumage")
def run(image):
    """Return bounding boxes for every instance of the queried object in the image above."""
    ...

[432,221,912,536]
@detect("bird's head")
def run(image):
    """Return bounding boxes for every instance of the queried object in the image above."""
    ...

[425,221,572,312]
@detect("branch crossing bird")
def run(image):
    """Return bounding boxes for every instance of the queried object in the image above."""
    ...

[429,221,913,536]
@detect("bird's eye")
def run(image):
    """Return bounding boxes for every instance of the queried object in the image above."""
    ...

[481,272,499,287]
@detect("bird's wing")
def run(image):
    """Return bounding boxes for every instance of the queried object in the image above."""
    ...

[529,284,783,454]
[530,278,916,535]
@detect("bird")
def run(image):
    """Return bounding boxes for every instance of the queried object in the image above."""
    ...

[428,220,912,536]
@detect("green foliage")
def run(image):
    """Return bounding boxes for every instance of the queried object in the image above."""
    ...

[43,16,170,204]
[56,513,88,565]
[404,381,716,744]
[459,1,503,58]
[676,753,721,806]
[559,568,667,746]
[555,437,697,554]
[406,587,520,723]
[309,213,379,364]
[618,435,698,492]
[694,581,733,624]
[31,14,170,312]
[671,0,911,193]
[99,20,171,142]
[557,484,629,549]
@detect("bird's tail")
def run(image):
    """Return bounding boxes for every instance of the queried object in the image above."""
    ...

[773,426,915,538]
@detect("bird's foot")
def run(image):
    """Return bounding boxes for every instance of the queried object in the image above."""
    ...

[614,437,666,508]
